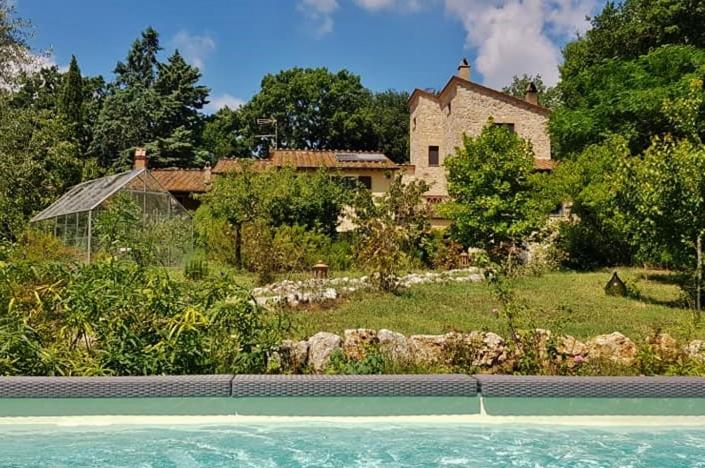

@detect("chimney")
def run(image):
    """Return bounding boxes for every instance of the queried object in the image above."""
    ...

[134,147,148,170]
[204,161,212,187]
[457,58,471,81]
[524,82,539,106]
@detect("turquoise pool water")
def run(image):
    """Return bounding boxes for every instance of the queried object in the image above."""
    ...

[1,423,704,467]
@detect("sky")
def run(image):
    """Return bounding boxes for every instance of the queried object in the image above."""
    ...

[15,0,605,113]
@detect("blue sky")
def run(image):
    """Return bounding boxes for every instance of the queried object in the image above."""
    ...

[16,0,604,112]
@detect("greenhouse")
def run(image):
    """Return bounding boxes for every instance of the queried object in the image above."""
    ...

[31,169,192,265]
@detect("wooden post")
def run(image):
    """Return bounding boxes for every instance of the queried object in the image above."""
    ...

[697,232,702,321]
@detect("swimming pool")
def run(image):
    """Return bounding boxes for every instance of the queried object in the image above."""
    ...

[0,374,703,466]
[1,420,704,466]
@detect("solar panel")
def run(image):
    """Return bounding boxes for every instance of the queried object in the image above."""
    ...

[335,153,388,163]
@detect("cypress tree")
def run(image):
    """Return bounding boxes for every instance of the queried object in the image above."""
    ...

[58,55,84,137]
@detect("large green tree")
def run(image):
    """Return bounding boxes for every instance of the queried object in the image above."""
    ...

[200,107,251,159]
[561,0,705,81]
[442,120,550,253]
[551,45,705,157]
[90,29,210,169]
[58,56,84,142]
[0,0,31,88]
[0,101,82,238]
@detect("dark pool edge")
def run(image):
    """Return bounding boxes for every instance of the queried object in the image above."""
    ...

[0,375,704,417]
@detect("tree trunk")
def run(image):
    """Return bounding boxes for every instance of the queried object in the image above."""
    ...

[697,232,702,322]
[234,223,242,269]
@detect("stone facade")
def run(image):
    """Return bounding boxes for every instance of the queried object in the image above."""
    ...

[408,61,552,197]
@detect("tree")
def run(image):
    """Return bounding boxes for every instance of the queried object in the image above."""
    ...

[201,165,349,268]
[547,136,635,269]
[561,0,705,81]
[617,136,705,315]
[0,101,82,238]
[58,56,84,141]
[114,27,160,88]
[200,107,250,159]
[502,74,561,110]
[90,28,210,169]
[367,90,410,163]
[0,0,31,88]
[240,67,376,153]
[442,120,549,254]
[354,175,430,291]
[551,45,705,157]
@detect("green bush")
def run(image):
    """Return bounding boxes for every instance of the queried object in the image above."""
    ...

[0,259,286,376]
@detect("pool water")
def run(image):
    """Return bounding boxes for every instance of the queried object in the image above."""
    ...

[1,423,704,467]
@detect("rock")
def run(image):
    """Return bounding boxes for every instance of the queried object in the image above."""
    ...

[343,328,378,360]
[467,331,508,368]
[685,340,705,362]
[377,329,412,361]
[556,335,588,367]
[587,332,637,366]
[409,334,447,364]
[307,332,342,372]
[650,333,678,359]
[279,339,309,372]
[322,288,337,300]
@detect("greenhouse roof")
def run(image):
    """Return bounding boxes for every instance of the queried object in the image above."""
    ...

[31,169,146,222]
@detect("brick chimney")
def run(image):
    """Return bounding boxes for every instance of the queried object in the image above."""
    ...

[457,58,471,81]
[524,82,539,106]
[203,161,212,187]
[134,147,148,170]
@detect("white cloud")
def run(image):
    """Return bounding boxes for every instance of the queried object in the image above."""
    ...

[353,0,425,12]
[170,31,216,70]
[205,93,246,113]
[298,0,339,37]
[443,0,597,87]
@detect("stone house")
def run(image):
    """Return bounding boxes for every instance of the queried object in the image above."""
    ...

[407,58,553,204]
[149,148,398,211]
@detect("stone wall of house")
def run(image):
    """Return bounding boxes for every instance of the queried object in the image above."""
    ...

[409,81,551,197]
[410,94,448,196]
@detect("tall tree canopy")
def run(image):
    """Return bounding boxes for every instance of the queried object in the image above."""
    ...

[0,0,31,88]
[551,45,705,157]
[237,68,410,162]
[90,28,210,169]
[561,0,705,81]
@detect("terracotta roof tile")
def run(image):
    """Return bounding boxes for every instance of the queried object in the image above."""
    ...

[151,168,209,193]
[214,150,398,173]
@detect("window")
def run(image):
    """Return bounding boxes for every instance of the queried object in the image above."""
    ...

[492,122,515,133]
[412,117,416,130]
[358,176,372,190]
[428,146,440,167]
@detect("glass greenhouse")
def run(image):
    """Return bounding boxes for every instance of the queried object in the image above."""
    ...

[31,169,192,265]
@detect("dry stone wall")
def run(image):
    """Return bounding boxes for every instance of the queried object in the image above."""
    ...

[276,329,705,375]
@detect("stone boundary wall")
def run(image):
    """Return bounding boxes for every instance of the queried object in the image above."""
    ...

[0,374,704,399]
[280,328,705,373]
[253,268,484,307]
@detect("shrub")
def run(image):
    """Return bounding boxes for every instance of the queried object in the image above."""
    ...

[184,257,209,281]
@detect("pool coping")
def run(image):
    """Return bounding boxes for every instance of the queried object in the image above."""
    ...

[0,374,703,399]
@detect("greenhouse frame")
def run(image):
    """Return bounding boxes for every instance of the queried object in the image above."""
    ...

[31,169,192,264]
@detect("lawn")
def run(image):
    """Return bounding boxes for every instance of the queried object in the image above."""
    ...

[287,268,705,342]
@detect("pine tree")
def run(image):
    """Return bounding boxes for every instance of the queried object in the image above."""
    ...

[58,55,84,138]
[114,27,161,88]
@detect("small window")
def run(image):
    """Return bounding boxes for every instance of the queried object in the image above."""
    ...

[428,146,439,167]
[358,176,372,190]
[412,117,417,130]
[446,103,452,115]
[493,122,515,133]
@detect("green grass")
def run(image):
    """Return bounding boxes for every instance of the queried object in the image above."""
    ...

[288,268,705,342]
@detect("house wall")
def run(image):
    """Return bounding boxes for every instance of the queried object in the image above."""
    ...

[339,169,394,196]
[410,81,551,197]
